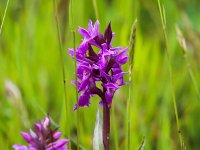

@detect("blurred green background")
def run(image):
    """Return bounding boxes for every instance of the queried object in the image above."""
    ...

[1,0,200,149]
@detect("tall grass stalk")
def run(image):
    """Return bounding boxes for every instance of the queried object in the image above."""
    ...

[73,30,80,150]
[157,0,184,149]
[5,80,30,128]
[69,0,73,30]
[53,0,71,148]
[92,0,99,20]
[176,26,200,101]
[0,0,10,35]
[69,0,80,149]
[127,19,137,150]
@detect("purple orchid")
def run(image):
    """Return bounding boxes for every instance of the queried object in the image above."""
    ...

[69,20,128,110]
[13,115,69,150]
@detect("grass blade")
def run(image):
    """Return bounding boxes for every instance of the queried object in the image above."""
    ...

[92,0,99,20]
[138,137,145,150]
[157,0,184,149]
[0,0,10,35]
[128,19,137,72]
[176,26,200,102]
[69,0,80,149]
[73,30,80,150]
[53,0,71,148]
[127,19,137,150]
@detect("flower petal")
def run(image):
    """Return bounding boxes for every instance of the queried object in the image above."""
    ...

[115,48,128,64]
[53,132,62,140]
[78,27,90,38]
[68,48,74,57]
[102,83,119,89]
[74,91,90,110]
[20,132,32,143]
[12,144,28,150]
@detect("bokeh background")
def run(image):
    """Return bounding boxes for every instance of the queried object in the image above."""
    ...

[0,0,200,149]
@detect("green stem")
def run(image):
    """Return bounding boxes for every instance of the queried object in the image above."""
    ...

[157,0,184,148]
[127,82,131,150]
[73,30,80,150]
[127,19,137,150]
[53,0,71,148]
[92,0,99,20]
[69,0,80,149]
[184,53,200,101]
[0,0,10,35]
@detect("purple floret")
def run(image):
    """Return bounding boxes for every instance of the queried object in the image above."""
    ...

[68,20,128,109]
[13,115,69,150]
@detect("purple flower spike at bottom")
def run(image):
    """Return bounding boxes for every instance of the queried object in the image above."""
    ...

[68,20,128,109]
[13,115,69,150]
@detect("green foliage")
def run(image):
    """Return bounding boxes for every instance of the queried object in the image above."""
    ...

[0,0,200,149]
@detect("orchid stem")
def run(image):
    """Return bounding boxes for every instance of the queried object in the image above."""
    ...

[103,102,110,150]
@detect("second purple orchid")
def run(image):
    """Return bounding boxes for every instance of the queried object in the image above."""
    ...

[68,20,128,110]
[13,115,69,150]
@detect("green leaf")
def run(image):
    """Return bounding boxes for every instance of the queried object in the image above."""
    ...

[138,137,145,150]
[93,109,104,150]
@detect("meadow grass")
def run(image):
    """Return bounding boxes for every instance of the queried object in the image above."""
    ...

[0,0,9,34]
[0,0,200,149]
[53,0,71,148]
[127,19,137,150]
[157,0,184,148]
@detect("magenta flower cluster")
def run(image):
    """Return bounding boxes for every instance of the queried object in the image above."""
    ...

[12,20,128,150]
[13,115,69,150]
[68,20,128,109]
